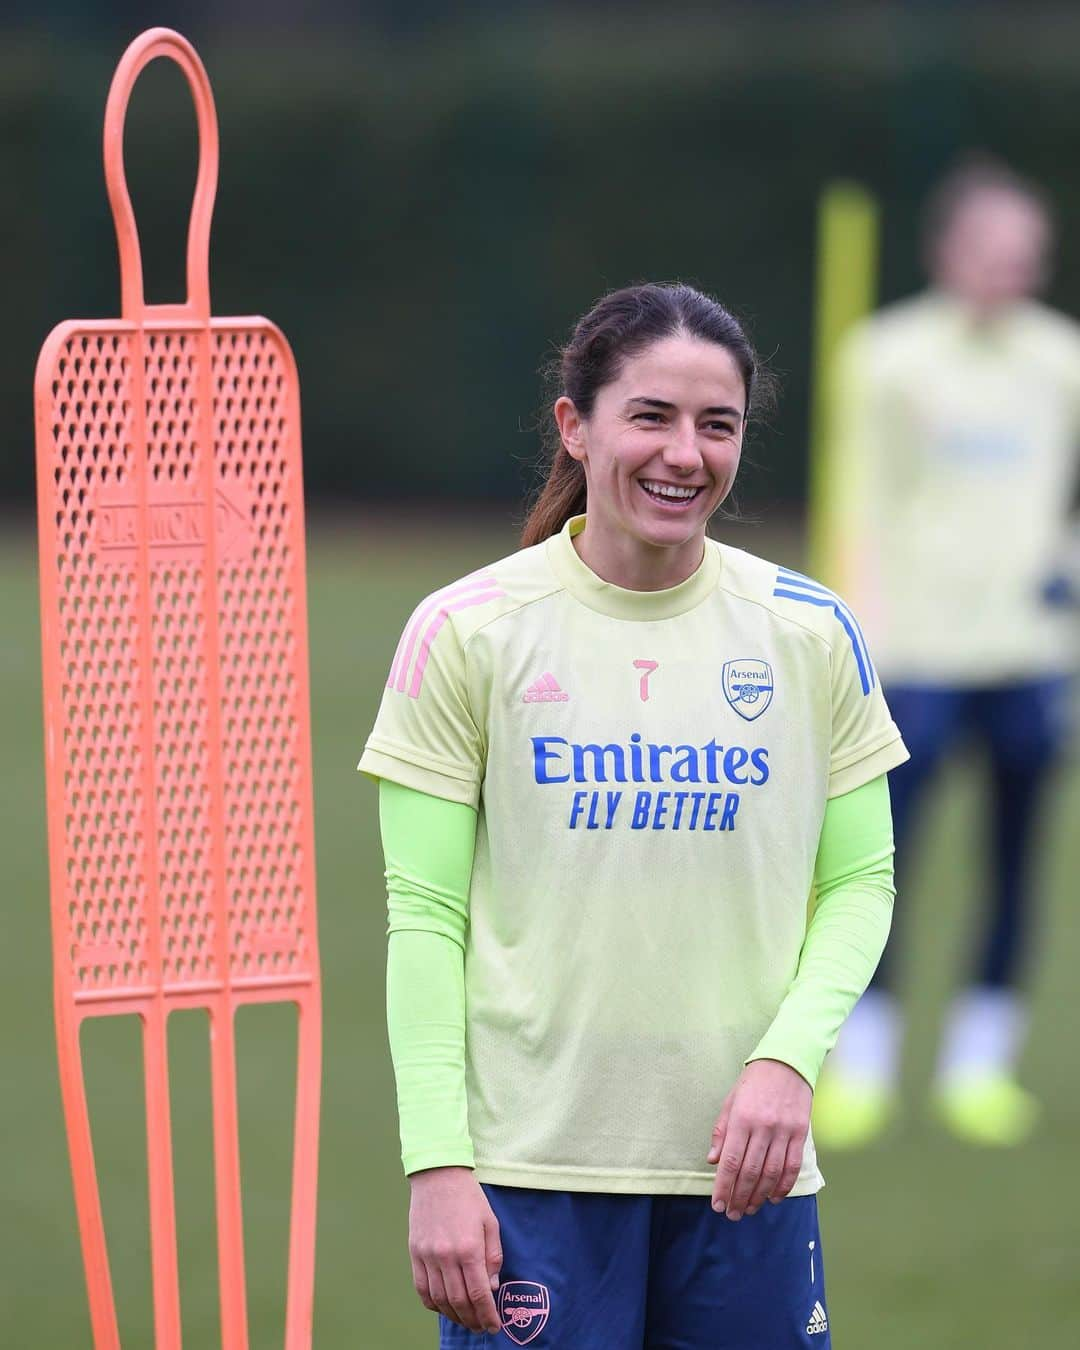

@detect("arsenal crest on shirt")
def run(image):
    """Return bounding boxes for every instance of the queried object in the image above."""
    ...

[722,659,775,721]
[498,1281,551,1344]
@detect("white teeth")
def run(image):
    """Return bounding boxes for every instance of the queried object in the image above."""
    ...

[640,480,701,500]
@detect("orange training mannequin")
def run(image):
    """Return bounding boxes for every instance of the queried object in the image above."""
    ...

[34,28,321,1349]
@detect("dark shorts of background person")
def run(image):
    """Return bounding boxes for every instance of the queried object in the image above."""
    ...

[438,1184,830,1349]
[873,676,1073,989]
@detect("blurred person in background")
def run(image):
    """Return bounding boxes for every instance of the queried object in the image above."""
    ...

[358,283,907,1347]
[814,158,1080,1151]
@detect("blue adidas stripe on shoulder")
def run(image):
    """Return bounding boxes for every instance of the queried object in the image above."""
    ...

[772,567,875,695]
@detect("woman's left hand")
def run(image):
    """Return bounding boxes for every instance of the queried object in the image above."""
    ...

[707,1059,812,1220]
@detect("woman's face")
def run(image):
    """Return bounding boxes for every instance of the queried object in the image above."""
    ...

[555,333,746,579]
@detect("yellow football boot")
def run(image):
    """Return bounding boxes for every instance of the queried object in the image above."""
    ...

[812,1070,897,1149]
[932,1072,1041,1147]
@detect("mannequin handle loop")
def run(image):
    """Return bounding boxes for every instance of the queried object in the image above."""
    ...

[103,28,219,321]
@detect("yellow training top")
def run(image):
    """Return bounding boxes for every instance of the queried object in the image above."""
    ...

[828,291,1080,684]
[360,518,906,1195]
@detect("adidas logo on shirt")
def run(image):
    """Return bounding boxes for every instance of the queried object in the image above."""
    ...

[523,673,569,703]
[806,1300,829,1335]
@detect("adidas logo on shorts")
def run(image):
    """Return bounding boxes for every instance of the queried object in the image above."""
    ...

[806,1299,829,1335]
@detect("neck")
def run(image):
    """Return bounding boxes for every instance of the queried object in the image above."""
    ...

[936,286,1017,325]
[572,522,706,592]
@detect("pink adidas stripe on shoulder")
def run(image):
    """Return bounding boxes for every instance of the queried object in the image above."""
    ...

[407,586,505,698]
[387,572,498,693]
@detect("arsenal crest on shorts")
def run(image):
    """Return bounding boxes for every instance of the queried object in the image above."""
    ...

[722,659,775,721]
[498,1281,551,1345]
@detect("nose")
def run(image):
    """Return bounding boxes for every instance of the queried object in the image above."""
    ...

[662,419,704,473]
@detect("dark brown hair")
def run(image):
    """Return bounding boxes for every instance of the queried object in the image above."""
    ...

[521,282,770,547]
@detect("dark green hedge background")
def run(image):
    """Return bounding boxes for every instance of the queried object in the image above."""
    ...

[8,5,1080,507]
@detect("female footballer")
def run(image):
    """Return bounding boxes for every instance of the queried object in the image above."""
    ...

[359,283,908,1348]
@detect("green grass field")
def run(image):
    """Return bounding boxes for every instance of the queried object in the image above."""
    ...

[3,515,1078,1348]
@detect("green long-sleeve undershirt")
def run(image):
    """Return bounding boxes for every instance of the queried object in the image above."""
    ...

[380,775,895,1176]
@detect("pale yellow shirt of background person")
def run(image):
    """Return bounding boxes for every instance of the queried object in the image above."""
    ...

[829,291,1080,684]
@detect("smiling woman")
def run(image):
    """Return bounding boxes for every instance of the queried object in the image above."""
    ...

[522,284,771,583]
[358,281,908,1349]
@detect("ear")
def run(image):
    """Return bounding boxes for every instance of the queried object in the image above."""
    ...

[553,396,587,462]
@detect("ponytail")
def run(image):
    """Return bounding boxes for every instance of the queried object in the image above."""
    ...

[521,446,587,548]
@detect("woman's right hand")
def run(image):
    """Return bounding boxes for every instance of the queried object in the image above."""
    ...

[408,1166,503,1334]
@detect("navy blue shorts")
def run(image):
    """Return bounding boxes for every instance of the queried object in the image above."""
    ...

[438,1185,830,1349]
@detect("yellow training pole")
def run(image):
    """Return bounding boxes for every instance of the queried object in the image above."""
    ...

[807,181,880,586]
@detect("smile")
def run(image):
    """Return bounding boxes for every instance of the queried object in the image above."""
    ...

[638,479,705,505]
